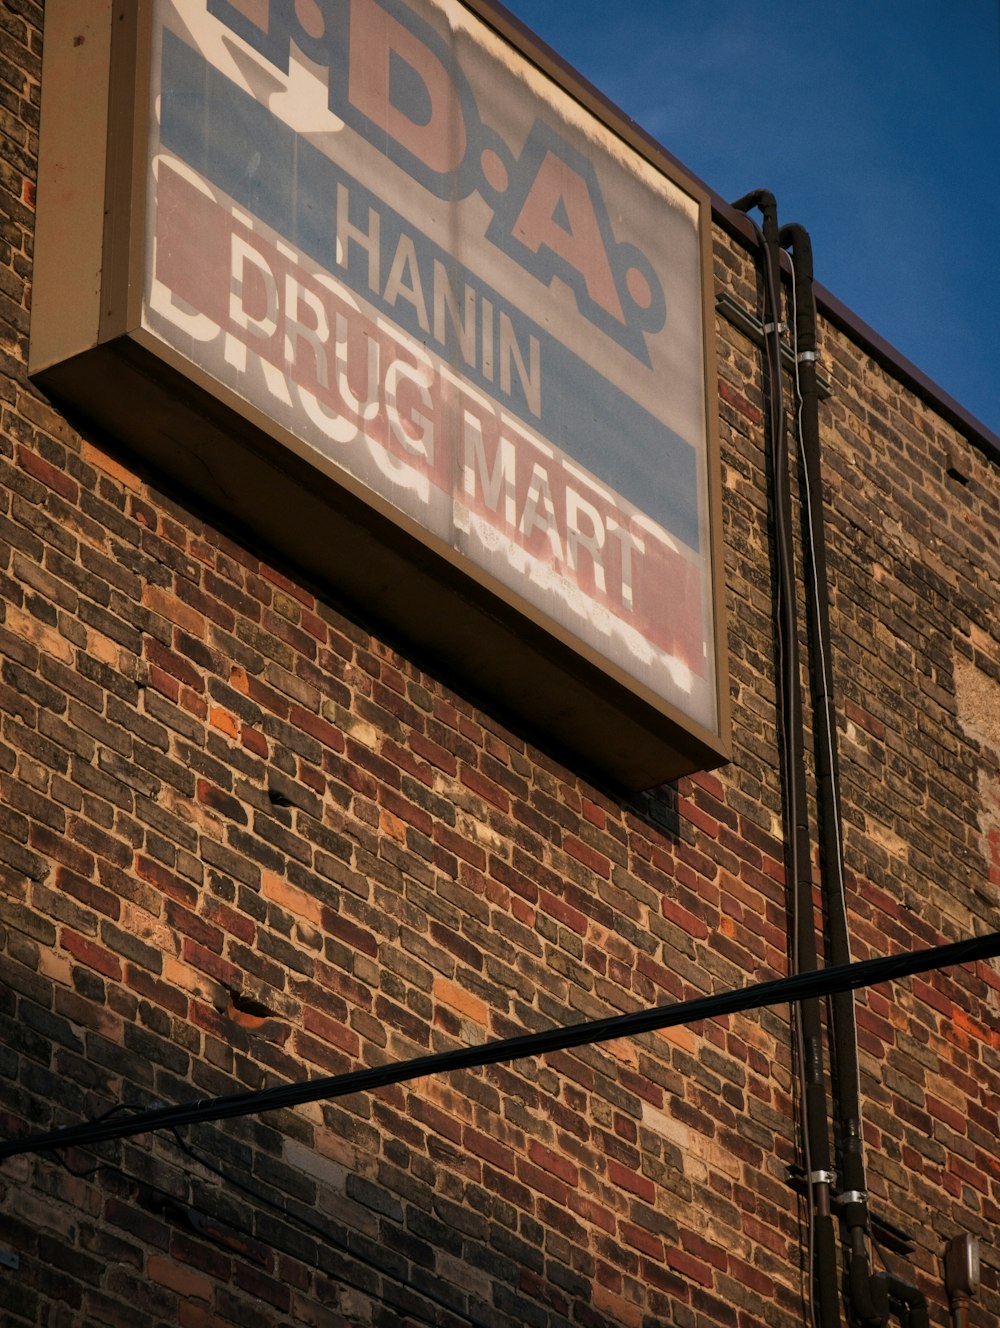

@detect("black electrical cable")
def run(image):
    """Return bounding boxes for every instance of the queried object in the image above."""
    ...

[3,930,998,1161]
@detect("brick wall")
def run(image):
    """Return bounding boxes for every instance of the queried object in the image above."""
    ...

[2,3,999,1326]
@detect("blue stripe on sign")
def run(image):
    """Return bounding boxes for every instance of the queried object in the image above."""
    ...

[158,30,701,552]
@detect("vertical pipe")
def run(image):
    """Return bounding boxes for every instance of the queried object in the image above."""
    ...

[781,223,889,1328]
[732,192,840,1328]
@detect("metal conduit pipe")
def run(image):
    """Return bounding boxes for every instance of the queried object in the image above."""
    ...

[780,221,880,1328]
[874,1275,930,1328]
[732,190,840,1328]
[945,1234,981,1328]
[780,224,928,1328]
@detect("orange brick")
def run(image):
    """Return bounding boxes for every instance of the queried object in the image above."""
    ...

[258,871,317,924]
[143,584,206,637]
[209,705,240,738]
[81,438,141,490]
[148,1254,213,1302]
[432,977,488,1028]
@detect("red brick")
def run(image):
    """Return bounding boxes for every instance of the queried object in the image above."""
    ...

[202,895,256,944]
[409,1096,463,1145]
[61,928,121,981]
[241,723,269,757]
[620,1220,664,1260]
[19,443,78,501]
[517,1157,571,1205]
[718,378,763,426]
[538,888,588,935]
[528,1139,579,1187]
[302,1004,361,1058]
[567,1192,616,1234]
[125,964,188,1017]
[181,938,240,989]
[319,907,377,956]
[166,900,224,954]
[289,704,345,752]
[135,855,199,908]
[463,1125,516,1173]
[459,762,510,813]
[563,835,612,879]
[661,896,710,939]
[147,1254,212,1302]
[55,865,121,921]
[607,1160,655,1204]
[432,822,486,870]
[666,1247,714,1287]
[145,638,204,691]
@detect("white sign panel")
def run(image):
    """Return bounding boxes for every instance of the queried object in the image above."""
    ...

[142,0,721,739]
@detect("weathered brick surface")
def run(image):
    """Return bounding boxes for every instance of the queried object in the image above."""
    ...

[1,5,999,1327]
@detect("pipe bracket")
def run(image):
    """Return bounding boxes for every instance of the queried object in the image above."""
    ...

[835,1189,867,1206]
[810,1169,837,1186]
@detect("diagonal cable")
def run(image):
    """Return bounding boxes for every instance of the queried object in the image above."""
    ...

[3,930,998,1161]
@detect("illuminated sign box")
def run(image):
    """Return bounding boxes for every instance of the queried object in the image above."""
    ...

[31,0,729,790]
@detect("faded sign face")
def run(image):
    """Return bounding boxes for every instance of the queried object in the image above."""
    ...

[144,0,719,735]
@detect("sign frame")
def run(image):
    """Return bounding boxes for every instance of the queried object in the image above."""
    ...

[30,0,730,790]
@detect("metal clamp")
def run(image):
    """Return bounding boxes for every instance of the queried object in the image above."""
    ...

[809,1169,836,1186]
[763,320,787,335]
[796,350,818,363]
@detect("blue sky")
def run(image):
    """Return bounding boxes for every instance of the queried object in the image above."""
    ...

[501,0,1000,440]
